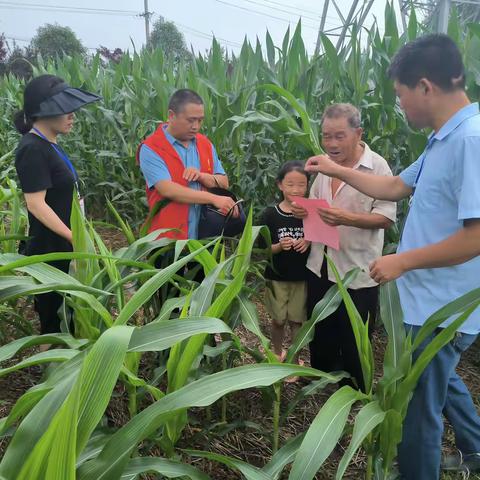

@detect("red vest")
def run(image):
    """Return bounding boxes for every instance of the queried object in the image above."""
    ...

[137,124,214,239]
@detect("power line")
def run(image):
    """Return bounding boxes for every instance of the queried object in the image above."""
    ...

[2,1,343,51]
[5,19,242,52]
[0,2,138,16]
[1,1,244,50]
[174,21,243,48]
[4,35,30,43]
[214,0,321,30]
[4,34,98,50]
[239,0,321,22]
[255,0,335,18]
[243,0,342,24]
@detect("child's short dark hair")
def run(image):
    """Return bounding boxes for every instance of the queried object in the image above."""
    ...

[276,160,309,183]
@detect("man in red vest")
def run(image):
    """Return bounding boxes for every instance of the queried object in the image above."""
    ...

[138,89,236,240]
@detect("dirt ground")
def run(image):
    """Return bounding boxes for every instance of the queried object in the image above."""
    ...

[1,228,479,479]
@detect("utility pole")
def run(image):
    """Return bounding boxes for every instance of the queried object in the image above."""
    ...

[315,0,330,55]
[143,0,152,44]
[437,0,451,32]
[398,0,408,33]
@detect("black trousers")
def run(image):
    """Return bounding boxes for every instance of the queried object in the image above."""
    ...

[33,259,71,334]
[307,263,378,391]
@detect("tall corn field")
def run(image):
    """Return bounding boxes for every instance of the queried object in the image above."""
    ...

[1,5,480,479]
[1,5,479,229]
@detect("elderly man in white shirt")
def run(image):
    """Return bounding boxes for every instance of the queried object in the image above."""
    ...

[292,103,396,391]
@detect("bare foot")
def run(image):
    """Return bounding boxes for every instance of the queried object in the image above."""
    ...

[284,358,305,383]
[275,349,287,362]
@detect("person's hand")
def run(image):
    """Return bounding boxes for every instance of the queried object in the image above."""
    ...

[317,207,353,227]
[293,238,310,253]
[183,167,202,182]
[291,202,308,219]
[279,237,294,251]
[305,154,341,176]
[369,254,407,284]
[212,195,237,216]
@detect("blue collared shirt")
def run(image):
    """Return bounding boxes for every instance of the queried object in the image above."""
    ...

[139,125,226,239]
[398,102,480,333]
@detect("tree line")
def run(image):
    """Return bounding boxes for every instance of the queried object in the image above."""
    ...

[0,18,192,78]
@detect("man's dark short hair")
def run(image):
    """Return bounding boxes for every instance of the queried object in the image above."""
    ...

[168,89,203,113]
[388,34,465,91]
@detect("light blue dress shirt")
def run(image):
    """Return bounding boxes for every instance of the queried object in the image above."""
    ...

[139,125,226,239]
[397,102,480,333]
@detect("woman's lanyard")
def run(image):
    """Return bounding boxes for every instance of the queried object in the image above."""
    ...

[32,127,80,196]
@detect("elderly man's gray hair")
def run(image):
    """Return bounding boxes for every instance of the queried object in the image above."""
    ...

[321,103,361,129]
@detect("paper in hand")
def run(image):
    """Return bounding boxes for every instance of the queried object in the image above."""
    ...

[291,196,340,250]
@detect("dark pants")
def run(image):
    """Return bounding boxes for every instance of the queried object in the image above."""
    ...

[33,259,71,334]
[306,263,378,391]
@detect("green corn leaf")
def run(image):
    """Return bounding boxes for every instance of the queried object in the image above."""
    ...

[393,302,480,412]
[120,457,211,480]
[286,268,358,363]
[237,293,271,351]
[0,349,79,378]
[189,256,236,316]
[0,358,83,478]
[288,386,365,480]
[184,450,273,480]
[114,240,215,325]
[336,401,386,479]
[128,317,232,352]
[378,409,403,472]
[280,374,348,425]
[106,198,136,245]
[262,433,305,479]
[411,286,480,351]
[326,256,374,393]
[379,282,405,371]
[77,364,328,480]
[14,326,134,480]
[0,333,86,363]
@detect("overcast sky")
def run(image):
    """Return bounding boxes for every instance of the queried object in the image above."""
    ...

[0,0,407,55]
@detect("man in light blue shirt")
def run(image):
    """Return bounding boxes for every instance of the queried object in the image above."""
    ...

[302,35,480,479]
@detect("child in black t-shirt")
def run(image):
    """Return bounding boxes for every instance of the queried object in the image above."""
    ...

[260,161,310,362]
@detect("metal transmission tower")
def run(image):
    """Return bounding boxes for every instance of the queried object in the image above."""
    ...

[399,0,439,30]
[314,0,376,54]
[399,0,480,33]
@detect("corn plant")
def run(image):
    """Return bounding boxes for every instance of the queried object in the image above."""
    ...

[0,175,30,340]
[2,4,479,231]
[269,258,480,480]
[0,189,342,478]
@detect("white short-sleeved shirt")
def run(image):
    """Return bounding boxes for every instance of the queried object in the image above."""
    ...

[307,143,397,289]
[398,102,480,334]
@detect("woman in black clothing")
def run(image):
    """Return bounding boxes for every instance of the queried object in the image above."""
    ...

[14,74,100,337]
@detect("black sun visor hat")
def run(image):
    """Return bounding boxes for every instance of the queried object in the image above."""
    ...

[24,74,101,118]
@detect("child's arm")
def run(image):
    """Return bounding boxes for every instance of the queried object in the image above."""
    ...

[271,242,283,254]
